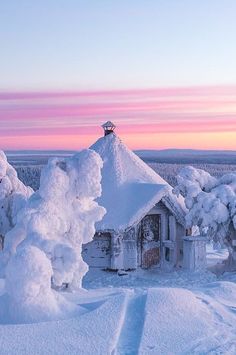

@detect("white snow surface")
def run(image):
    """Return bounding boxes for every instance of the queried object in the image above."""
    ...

[90,133,186,231]
[140,284,236,354]
[0,288,128,354]
[0,246,236,354]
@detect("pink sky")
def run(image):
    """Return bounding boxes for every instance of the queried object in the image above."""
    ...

[1,85,236,150]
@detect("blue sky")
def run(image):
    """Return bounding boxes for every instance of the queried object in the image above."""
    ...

[1,0,236,90]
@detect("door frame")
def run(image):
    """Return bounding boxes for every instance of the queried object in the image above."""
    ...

[140,213,161,268]
[137,203,169,268]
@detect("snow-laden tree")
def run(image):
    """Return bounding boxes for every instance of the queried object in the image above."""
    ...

[3,149,106,289]
[0,151,33,250]
[173,166,236,269]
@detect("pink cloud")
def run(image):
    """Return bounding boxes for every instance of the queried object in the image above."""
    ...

[0,85,236,149]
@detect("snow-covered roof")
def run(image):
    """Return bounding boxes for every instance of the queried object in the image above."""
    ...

[90,132,186,232]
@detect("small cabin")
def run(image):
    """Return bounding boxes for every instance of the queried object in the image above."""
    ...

[82,122,205,271]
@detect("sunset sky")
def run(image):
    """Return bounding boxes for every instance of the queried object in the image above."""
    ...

[1,1,236,150]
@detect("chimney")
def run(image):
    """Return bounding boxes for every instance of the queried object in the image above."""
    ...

[102,121,116,136]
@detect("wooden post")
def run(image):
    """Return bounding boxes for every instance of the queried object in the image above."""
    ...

[123,228,137,270]
[110,232,124,270]
[183,236,207,271]
[0,235,4,250]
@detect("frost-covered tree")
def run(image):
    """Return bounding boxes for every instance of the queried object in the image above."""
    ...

[3,149,106,290]
[0,151,33,249]
[174,166,236,269]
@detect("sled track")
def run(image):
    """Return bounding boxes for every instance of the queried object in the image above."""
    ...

[113,290,147,355]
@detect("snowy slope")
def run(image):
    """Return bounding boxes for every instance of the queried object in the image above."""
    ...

[1,282,236,354]
[90,133,186,231]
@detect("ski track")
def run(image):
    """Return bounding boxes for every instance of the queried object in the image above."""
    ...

[113,289,147,355]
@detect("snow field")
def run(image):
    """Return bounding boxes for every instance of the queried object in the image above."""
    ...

[0,289,129,355]
[1,245,236,354]
[140,288,214,354]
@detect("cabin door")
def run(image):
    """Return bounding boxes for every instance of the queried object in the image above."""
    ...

[141,214,161,268]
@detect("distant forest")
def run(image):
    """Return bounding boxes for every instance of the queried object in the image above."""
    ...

[15,161,236,191]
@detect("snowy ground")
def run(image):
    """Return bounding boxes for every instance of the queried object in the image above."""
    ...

[1,245,236,354]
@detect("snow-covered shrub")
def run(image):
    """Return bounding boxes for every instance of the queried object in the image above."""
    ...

[0,151,33,250]
[174,166,236,269]
[3,149,106,289]
[5,245,77,323]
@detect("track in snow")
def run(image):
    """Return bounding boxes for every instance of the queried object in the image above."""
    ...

[114,289,147,355]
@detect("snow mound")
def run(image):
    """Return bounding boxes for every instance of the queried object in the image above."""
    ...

[90,133,186,231]
[1,245,78,324]
[140,287,214,354]
[0,290,128,354]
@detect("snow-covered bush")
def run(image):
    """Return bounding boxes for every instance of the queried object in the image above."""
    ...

[174,166,236,269]
[0,151,33,250]
[3,149,106,289]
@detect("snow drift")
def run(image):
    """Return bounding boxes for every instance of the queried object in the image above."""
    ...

[4,245,78,324]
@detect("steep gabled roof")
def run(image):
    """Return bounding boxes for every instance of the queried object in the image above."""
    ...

[90,133,186,232]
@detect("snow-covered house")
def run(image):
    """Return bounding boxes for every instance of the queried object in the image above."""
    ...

[82,122,189,271]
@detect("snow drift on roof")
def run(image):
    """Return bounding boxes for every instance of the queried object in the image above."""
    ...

[90,133,186,231]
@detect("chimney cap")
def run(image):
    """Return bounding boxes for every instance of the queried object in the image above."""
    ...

[102,121,116,129]
[102,121,116,136]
